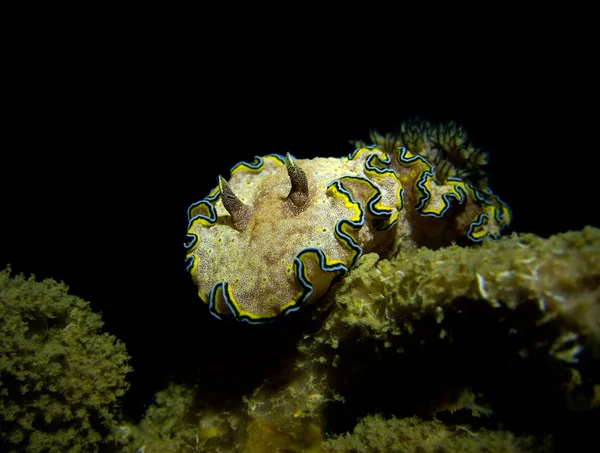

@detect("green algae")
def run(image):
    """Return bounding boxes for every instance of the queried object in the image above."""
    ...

[0,268,132,453]
[119,227,600,452]
[2,227,599,452]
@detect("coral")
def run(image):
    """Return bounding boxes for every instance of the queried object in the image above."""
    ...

[299,227,600,450]
[117,383,242,453]
[0,267,132,453]
[123,227,600,452]
[322,414,552,453]
[241,367,335,453]
[329,226,600,352]
[185,120,510,323]
[122,378,327,453]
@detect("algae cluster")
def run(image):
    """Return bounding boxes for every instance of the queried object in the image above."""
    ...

[0,268,132,452]
[2,227,599,452]
[323,414,552,453]
[121,227,599,452]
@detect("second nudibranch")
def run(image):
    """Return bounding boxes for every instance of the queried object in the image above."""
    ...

[185,129,511,323]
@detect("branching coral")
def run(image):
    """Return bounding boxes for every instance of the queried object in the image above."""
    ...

[0,267,132,453]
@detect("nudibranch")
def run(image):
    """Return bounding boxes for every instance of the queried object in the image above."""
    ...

[185,120,511,323]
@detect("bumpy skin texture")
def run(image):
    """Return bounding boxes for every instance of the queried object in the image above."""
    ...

[185,122,511,323]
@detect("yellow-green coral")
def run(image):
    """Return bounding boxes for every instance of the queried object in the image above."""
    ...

[0,267,132,453]
[323,414,552,453]
[118,383,242,453]
[256,227,600,451]
[332,226,600,354]
[185,120,511,323]
[119,228,599,452]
